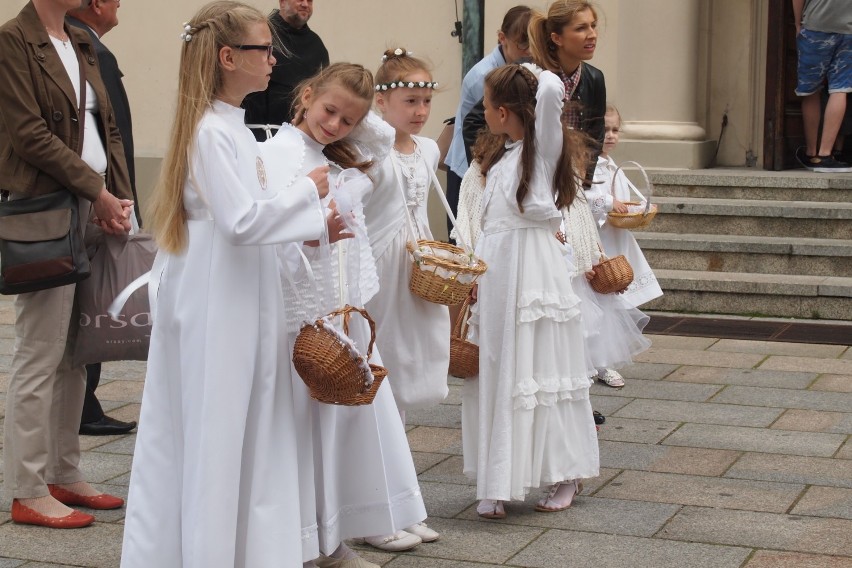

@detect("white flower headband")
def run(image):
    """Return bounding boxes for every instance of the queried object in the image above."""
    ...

[180,22,193,42]
[374,80,439,92]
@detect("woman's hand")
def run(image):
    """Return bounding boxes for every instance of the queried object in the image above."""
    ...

[92,188,132,235]
[611,199,628,214]
[307,165,330,198]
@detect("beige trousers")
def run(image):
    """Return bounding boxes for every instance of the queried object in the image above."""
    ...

[3,198,93,499]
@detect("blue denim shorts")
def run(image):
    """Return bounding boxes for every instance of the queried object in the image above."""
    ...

[796,28,852,96]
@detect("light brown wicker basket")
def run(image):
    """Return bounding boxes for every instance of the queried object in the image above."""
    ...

[407,240,487,306]
[449,296,478,378]
[606,161,657,230]
[292,305,385,406]
[589,246,634,294]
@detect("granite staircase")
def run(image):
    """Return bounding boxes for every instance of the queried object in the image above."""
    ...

[633,169,852,321]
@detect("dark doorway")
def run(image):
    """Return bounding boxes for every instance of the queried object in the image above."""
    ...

[763,0,800,170]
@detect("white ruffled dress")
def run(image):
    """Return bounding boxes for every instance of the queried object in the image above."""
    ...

[259,116,426,558]
[461,71,599,502]
[562,191,651,371]
[587,156,663,307]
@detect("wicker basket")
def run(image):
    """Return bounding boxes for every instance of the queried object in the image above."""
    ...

[292,305,386,406]
[407,240,487,306]
[606,161,657,230]
[589,248,634,294]
[449,296,478,378]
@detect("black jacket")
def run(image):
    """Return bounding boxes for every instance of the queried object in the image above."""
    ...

[462,61,606,185]
[66,17,140,225]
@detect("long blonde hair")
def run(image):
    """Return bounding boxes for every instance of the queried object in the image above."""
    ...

[528,1,598,72]
[147,1,268,253]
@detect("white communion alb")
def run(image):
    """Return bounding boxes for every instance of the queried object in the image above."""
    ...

[121,100,326,568]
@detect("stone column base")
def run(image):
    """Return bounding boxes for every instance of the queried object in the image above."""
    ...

[613,139,717,170]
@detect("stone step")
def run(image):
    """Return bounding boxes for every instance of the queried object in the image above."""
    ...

[636,232,852,277]
[639,197,852,239]
[644,169,852,203]
[645,269,852,320]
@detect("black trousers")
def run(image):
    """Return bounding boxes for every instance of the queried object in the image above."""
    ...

[446,169,463,242]
[80,363,104,425]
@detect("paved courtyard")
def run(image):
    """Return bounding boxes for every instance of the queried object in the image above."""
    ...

[0,294,850,567]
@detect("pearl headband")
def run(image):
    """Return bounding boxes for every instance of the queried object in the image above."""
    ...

[374,80,439,92]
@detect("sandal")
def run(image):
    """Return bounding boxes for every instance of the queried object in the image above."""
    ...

[596,369,625,388]
[476,499,506,519]
[534,480,583,512]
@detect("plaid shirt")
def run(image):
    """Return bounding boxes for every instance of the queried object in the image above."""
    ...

[559,65,583,130]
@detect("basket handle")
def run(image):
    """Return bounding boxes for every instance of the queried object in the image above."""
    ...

[611,160,653,216]
[452,295,472,339]
[325,304,378,360]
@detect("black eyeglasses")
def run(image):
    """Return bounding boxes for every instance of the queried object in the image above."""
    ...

[234,44,274,58]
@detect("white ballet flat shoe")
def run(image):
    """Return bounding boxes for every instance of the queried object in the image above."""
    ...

[405,521,439,542]
[356,529,422,552]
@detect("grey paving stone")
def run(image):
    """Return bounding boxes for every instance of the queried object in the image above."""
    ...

[663,423,845,457]
[726,453,852,488]
[759,355,852,376]
[772,409,852,434]
[712,385,852,413]
[838,440,852,460]
[635,347,765,369]
[418,480,477,519]
[78,451,133,484]
[0,521,123,567]
[598,441,741,476]
[596,470,803,513]
[617,362,681,381]
[411,452,451,476]
[0,559,25,568]
[456,492,680,538]
[509,528,751,568]
[745,551,852,568]
[406,426,462,455]
[592,378,723,402]
[418,455,474,486]
[596,417,680,444]
[646,335,719,351]
[661,506,852,557]
[841,347,852,360]
[709,339,847,358]
[614,399,783,427]
[665,366,817,389]
[405,404,461,428]
[91,435,137,456]
[588,394,632,416]
[791,486,852,520]
[443,384,462,406]
[384,556,505,568]
[810,374,852,393]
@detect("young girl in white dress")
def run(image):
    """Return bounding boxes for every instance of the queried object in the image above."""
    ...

[588,104,663,308]
[462,64,599,520]
[261,63,429,567]
[120,4,344,567]
[363,49,451,419]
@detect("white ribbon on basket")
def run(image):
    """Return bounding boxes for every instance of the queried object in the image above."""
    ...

[610,160,653,216]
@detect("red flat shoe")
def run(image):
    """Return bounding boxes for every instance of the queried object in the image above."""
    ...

[47,485,124,510]
[11,499,94,529]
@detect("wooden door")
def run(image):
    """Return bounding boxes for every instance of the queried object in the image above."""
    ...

[763,0,801,170]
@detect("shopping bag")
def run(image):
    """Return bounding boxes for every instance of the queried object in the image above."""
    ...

[73,232,156,365]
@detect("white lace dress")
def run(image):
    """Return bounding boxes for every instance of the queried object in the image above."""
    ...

[588,156,663,307]
[450,160,485,249]
[259,116,426,558]
[562,191,651,371]
[461,71,599,502]
[364,135,450,411]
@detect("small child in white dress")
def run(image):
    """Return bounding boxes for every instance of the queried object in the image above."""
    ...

[462,64,599,520]
[260,63,429,567]
[364,49,451,423]
[587,103,663,308]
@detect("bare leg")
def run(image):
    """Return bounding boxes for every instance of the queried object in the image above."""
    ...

[819,92,848,157]
[801,92,822,157]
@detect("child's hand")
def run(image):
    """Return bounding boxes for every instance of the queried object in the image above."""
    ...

[469,282,478,304]
[326,201,354,243]
[307,165,330,198]
[584,268,596,281]
[611,199,628,214]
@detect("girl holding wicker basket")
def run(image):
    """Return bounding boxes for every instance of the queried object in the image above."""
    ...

[461,64,599,520]
[363,50,451,417]
[588,104,663,308]
[260,63,431,566]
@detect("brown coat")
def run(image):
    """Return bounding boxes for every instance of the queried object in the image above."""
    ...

[0,1,131,202]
